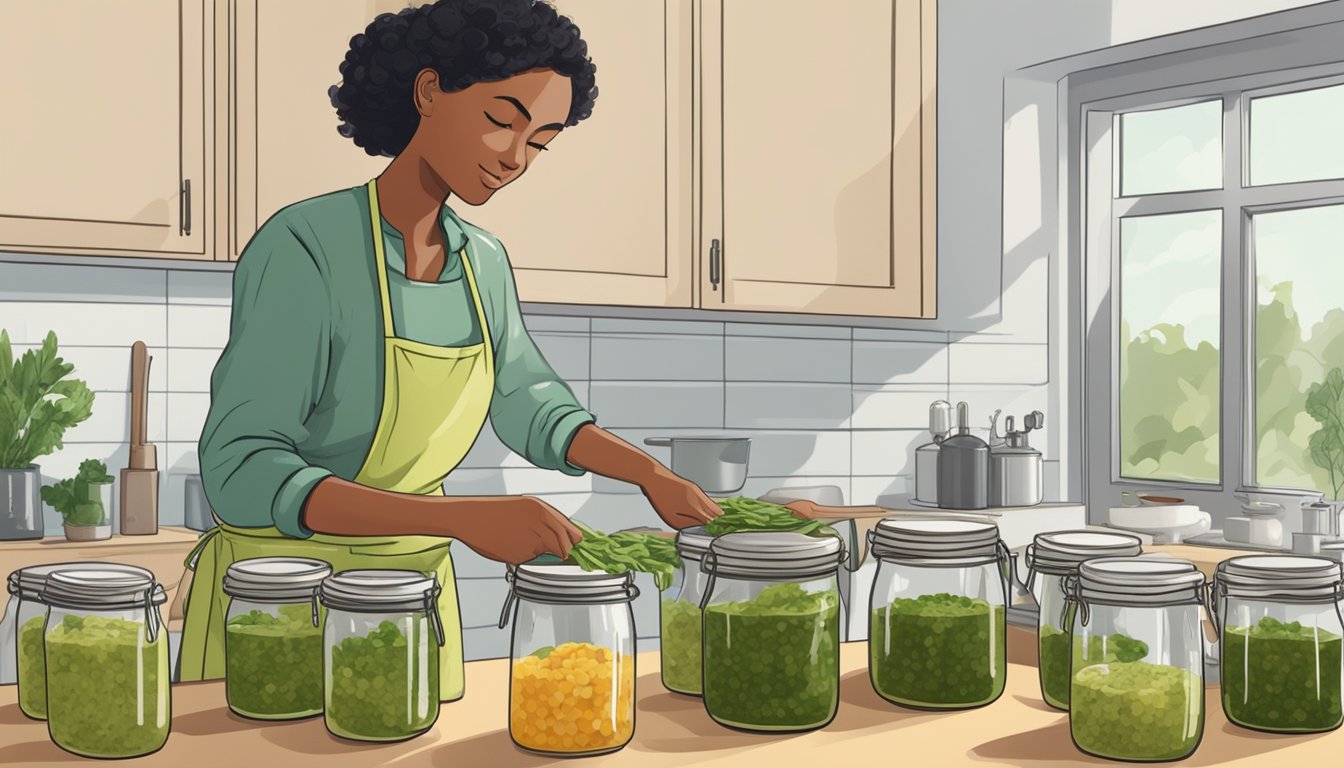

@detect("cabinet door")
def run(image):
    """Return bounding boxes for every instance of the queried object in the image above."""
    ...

[229,0,407,259]
[0,1,208,258]
[700,0,936,318]
[464,0,694,307]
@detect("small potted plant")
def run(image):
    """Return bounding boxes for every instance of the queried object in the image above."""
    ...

[1,330,95,540]
[42,459,116,541]
[1307,368,1344,514]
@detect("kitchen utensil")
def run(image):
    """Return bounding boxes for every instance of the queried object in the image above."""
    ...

[642,436,749,495]
[1107,504,1211,544]
[937,402,988,510]
[914,400,952,506]
[120,341,159,535]
[988,411,1043,507]
[183,475,214,532]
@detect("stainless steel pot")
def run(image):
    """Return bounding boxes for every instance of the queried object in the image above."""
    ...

[643,436,750,495]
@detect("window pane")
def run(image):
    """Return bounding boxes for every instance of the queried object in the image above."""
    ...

[1119,210,1222,484]
[1119,101,1222,196]
[1254,204,1344,498]
[1249,84,1344,186]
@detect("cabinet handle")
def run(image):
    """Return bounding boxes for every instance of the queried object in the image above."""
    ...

[180,179,192,236]
[710,238,721,291]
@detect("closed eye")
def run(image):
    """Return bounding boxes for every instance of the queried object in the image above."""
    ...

[527,142,549,151]
[484,112,511,129]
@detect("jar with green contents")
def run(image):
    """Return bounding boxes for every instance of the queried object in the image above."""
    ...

[1213,555,1344,734]
[7,562,102,721]
[40,563,170,759]
[868,518,1010,710]
[700,531,845,732]
[318,570,445,742]
[1024,531,1142,710]
[660,526,711,696]
[224,557,331,720]
[1068,557,1207,762]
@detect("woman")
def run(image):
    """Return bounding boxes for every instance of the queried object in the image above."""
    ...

[180,0,721,701]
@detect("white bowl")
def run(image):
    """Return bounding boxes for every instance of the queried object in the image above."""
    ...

[1107,505,1212,545]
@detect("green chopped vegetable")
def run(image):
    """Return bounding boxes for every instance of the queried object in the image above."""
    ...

[325,618,438,741]
[660,598,702,695]
[530,645,556,660]
[869,593,1006,709]
[1038,625,1148,709]
[1222,616,1343,732]
[1071,661,1204,761]
[45,614,170,758]
[17,614,46,719]
[705,497,836,537]
[565,522,681,591]
[226,603,323,719]
[703,583,840,731]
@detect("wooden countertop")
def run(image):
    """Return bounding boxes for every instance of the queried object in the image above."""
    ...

[3,625,1340,767]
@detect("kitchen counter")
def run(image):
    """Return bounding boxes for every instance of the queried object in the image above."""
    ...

[3,625,1340,767]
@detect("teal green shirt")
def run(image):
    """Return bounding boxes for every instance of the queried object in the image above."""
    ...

[199,185,595,539]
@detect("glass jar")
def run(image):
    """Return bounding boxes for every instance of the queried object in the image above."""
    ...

[223,557,331,720]
[660,526,711,695]
[868,518,1009,710]
[1024,530,1142,710]
[8,563,99,721]
[40,563,170,759]
[501,564,638,756]
[700,531,844,732]
[1214,555,1344,733]
[318,570,445,742]
[1068,557,1207,762]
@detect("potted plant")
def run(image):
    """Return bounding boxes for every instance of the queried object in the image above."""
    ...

[0,330,95,540]
[1307,368,1344,517]
[41,459,115,542]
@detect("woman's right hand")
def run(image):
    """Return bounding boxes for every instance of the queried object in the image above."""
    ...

[452,496,584,564]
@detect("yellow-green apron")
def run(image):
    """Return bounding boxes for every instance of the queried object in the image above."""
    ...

[178,178,497,702]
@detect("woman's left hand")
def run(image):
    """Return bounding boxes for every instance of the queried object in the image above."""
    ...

[641,466,722,529]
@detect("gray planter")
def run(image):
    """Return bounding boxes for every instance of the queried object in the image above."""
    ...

[0,465,43,541]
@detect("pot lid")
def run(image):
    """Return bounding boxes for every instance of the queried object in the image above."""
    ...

[1078,557,1205,606]
[223,557,332,602]
[8,562,105,602]
[675,526,714,560]
[703,531,844,580]
[511,564,637,604]
[871,518,1002,561]
[318,569,439,613]
[41,563,167,610]
[1028,530,1143,574]
[1215,555,1343,600]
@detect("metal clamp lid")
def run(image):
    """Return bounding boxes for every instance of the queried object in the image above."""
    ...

[1064,556,1207,628]
[868,518,1002,563]
[1209,555,1344,636]
[318,569,445,646]
[497,564,640,629]
[698,532,846,610]
[225,557,332,628]
[40,564,168,643]
[7,562,106,602]
[1023,530,1144,593]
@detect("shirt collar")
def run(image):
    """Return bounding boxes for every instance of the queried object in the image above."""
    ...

[379,203,468,283]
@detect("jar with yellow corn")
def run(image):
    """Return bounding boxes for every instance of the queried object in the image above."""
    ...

[501,564,638,756]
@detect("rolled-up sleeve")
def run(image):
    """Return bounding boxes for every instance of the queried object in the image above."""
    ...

[198,224,333,539]
[487,248,595,476]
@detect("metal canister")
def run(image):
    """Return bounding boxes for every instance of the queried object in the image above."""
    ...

[938,402,989,510]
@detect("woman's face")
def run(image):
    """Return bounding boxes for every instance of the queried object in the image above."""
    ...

[412,68,573,206]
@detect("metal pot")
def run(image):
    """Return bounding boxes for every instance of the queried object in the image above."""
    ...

[0,465,43,541]
[643,436,750,495]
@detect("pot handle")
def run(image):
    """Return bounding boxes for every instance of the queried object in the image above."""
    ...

[643,438,673,448]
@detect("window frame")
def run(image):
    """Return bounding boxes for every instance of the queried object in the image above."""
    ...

[1082,65,1344,508]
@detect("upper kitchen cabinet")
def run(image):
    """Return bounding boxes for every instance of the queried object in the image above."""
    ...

[698,0,937,318]
[462,0,694,307]
[228,0,407,259]
[0,1,209,259]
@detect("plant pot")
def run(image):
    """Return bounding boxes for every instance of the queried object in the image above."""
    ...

[63,522,112,542]
[0,465,43,541]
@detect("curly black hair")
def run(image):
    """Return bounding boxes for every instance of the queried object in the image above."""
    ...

[330,0,597,158]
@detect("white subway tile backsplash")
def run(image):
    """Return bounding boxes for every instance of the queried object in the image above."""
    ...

[853,341,948,385]
[725,322,850,340]
[591,333,723,381]
[589,381,724,428]
[0,302,168,347]
[724,337,849,383]
[725,383,851,429]
[737,476,852,504]
[853,327,948,343]
[167,270,233,305]
[63,392,167,445]
[592,318,723,336]
[851,475,913,506]
[167,304,231,348]
[530,332,590,382]
[851,386,946,429]
[0,263,166,304]
[949,342,1048,385]
[160,441,203,529]
[521,314,589,333]
[167,392,212,443]
[851,430,925,477]
[744,431,850,477]
[167,348,223,393]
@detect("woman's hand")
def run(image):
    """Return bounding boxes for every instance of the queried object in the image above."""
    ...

[640,466,722,529]
[452,496,583,564]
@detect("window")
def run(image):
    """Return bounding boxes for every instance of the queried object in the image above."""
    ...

[1085,71,1344,503]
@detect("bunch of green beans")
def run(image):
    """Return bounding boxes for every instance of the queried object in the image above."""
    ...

[566,521,681,591]
[706,497,836,537]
